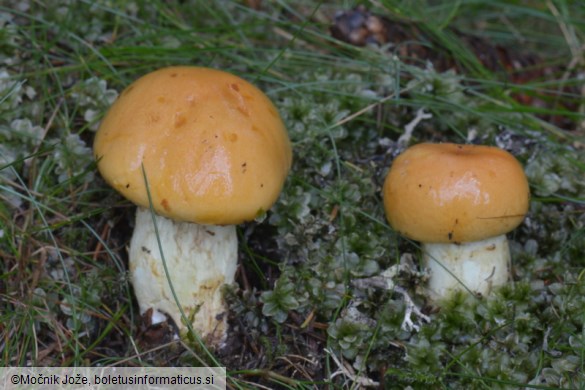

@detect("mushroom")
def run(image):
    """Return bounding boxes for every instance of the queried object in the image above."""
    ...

[94,66,292,345]
[382,143,529,300]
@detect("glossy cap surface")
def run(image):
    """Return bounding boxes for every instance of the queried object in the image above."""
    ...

[383,143,530,243]
[94,66,292,225]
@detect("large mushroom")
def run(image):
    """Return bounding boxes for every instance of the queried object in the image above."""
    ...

[94,66,292,345]
[383,143,529,300]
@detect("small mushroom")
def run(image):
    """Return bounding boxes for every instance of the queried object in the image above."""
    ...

[94,66,292,345]
[382,143,530,300]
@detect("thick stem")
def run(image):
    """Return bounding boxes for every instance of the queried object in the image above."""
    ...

[423,234,511,300]
[129,207,237,346]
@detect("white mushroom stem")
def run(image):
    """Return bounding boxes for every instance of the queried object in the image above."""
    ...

[128,207,238,345]
[423,234,511,300]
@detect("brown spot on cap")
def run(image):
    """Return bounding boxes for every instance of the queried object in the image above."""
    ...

[174,112,186,128]
[236,105,249,117]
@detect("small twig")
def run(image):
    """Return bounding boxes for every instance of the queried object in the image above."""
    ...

[547,0,583,61]
[240,368,304,387]
[334,84,417,129]
[394,286,431,332]
[351,260,431,333]
[398,108,432,145]
[275,354,317,382]
[325,348,379,388]
[542,326,562,357]
[91,222,111,261]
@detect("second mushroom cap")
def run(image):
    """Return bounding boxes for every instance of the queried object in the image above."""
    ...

[383,143,530,244]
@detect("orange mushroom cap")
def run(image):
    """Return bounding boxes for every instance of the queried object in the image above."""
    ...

[94,66,292,225]
[383,143,530,243]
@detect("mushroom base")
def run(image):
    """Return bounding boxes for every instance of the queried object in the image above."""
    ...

[129,207,238,346]
[423,234,511,300]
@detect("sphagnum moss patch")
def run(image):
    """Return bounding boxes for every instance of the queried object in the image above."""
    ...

[1,0,584,388]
